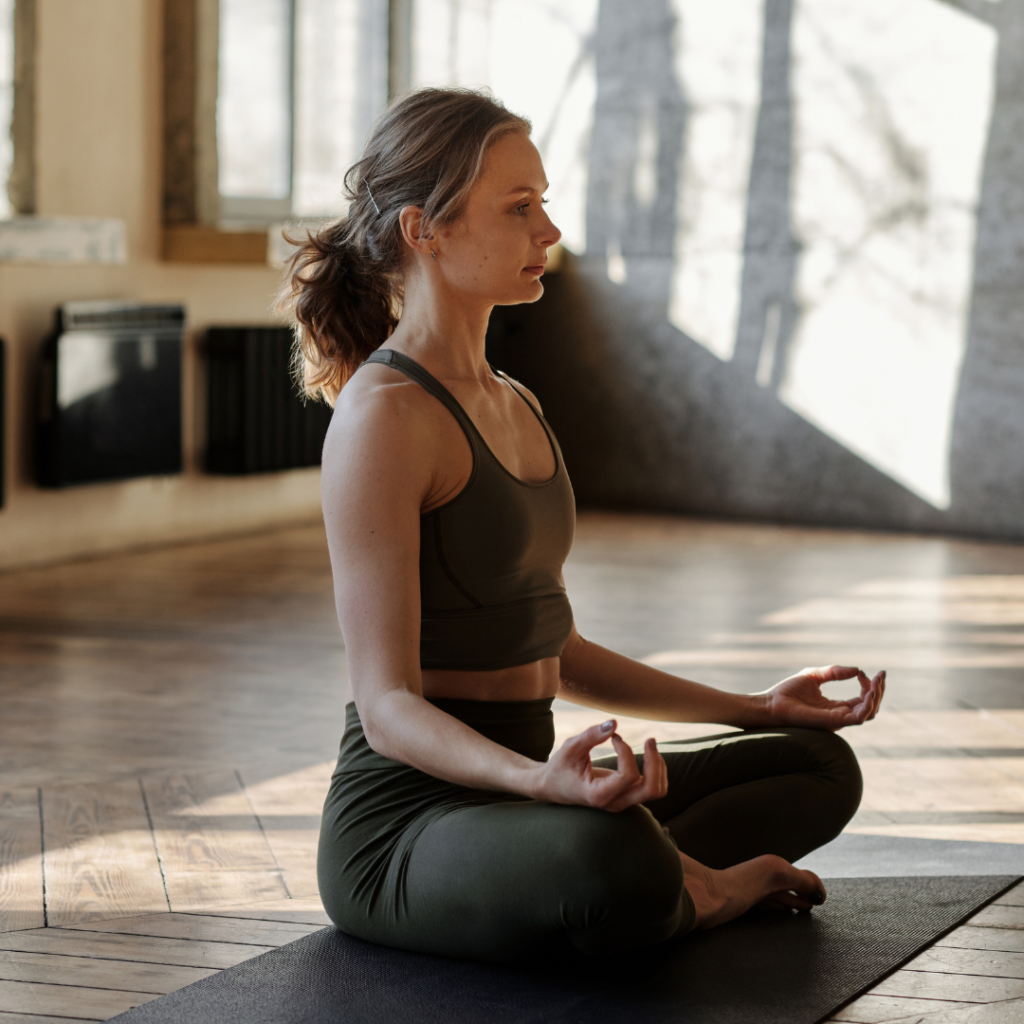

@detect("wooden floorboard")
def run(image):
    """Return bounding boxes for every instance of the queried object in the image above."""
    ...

[0,949,216,995]
[0,980,157,1020]
[0,1014,101,1023]
[0,929,275,970]
[992,880,1024,906]
[872,970,1024,1002]
[142,772,289,912]
[236,763,332,900]
[41,781,168,928]
[905,946,1024,980]
[190,897,331,926]
[939,927,1024,954]
[871,998,1024,1023]
[3,518,1024,1020]
[830,993,972,1023]
[63,912,323,946]
[0,792,43,934]
[962,905,1024,931]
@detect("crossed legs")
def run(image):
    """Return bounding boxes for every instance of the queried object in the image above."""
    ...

[367,726,863,961]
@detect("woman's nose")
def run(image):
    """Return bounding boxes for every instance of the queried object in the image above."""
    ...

[538,210,562,248]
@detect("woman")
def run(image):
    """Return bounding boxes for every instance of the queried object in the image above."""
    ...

[281,88,884,963]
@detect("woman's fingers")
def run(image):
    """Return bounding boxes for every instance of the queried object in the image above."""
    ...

[555,727,676,812]
[858,671,885,722]
[839,669,885,725]
[561,719,617,761]
[821,664,862,684]
[646,737,669,799]
[601,736,667,811]
[873,671,886,717]
[609,733,642,785]
[572,732,642,809]
[631,737,667,802]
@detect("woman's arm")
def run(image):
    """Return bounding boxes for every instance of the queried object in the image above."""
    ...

[323,374,665,810]
[558,626,885,731]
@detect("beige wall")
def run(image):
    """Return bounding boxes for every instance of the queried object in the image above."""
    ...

[0,0,322,571]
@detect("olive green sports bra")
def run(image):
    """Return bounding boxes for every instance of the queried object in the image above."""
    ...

[362,349,576,671]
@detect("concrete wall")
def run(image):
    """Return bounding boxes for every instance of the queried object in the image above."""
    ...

[0,0,321,571]
[493,0,1024,541]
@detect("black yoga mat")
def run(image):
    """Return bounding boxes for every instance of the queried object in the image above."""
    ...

[110,873,1017,1024]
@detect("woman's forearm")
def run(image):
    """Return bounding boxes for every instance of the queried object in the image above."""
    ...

[558,632,774,728]
[359,686,546,795]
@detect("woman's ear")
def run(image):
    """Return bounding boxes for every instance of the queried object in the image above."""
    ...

[399,205,435,259]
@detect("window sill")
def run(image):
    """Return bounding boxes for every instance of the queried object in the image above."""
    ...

[0,217,127,264]
[161,225,270,265]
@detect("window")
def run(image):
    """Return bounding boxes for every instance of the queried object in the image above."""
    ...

[217,0,388,224]
[404,0,597,255]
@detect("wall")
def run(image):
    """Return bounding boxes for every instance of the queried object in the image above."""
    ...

[491,0,1024,541]
[5,0,1019,567]
[0,0,321,571]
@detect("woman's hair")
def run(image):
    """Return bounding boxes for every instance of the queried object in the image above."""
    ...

[277,88,531,404]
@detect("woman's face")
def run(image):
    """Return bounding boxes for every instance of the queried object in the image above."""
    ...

[435,131,562,306]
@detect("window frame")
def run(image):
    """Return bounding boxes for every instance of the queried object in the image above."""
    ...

[161,0,396,262]
[217,0,298,225]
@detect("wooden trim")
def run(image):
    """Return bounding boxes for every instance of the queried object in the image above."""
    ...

[163,0,220,226]
[161,226,268,265]
[9,0,37,215]
[163,0,198,224]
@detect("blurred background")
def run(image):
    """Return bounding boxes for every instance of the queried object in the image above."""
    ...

[5,8,1024,1016]
[0,0,1020,566]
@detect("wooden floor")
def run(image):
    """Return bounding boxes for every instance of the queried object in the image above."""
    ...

[4,512,1024,1021]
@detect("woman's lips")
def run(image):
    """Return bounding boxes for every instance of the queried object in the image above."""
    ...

[523,264,546,275]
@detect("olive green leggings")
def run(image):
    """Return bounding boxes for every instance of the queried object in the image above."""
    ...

[318,699,863,963]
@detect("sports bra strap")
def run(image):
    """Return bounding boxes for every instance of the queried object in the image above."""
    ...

[363,349,478,441]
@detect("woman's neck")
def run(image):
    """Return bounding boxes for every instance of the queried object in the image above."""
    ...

[389,274,494,383]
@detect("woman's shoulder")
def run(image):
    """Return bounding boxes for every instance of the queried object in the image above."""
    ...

[336,361,435,423]
[324,361,445,466]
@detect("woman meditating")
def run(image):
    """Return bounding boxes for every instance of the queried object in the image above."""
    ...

[281,87,884,963]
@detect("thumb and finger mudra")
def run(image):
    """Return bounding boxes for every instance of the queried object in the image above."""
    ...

[557,725,666,811]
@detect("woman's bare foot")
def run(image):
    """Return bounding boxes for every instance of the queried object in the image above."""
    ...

[680,852,826,930]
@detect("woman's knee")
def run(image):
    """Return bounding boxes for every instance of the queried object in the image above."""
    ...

[557,806,688,953]
[786,727,864,826]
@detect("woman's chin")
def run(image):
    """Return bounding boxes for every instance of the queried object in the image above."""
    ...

[500,279,545,305]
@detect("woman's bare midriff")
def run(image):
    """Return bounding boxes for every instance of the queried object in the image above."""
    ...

[421,656,561,702]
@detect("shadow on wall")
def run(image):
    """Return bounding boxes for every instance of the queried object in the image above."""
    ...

[490,0,1024,540]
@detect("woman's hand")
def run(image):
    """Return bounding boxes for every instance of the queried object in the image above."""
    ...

[532,720,667,812]
[756,665,885,731]
[768,665,886,730]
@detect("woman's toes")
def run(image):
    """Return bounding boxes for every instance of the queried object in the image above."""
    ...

[760,890,814,912]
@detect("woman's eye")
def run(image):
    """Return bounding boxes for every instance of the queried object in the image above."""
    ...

[514,198,548,215]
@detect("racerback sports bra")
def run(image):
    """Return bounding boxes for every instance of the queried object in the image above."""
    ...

[361,349,576,671]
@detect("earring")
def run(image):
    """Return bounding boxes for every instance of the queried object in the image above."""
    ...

[429,249,436,262]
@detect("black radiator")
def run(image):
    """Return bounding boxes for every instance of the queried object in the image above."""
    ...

[35,302,184,488]
[205,326,332,474]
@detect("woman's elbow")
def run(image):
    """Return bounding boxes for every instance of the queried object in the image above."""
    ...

[355,698,397,759]
[356,689,416,761]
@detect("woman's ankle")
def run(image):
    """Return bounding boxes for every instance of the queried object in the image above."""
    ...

[679,854,727,930]
[680,851,822,930]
